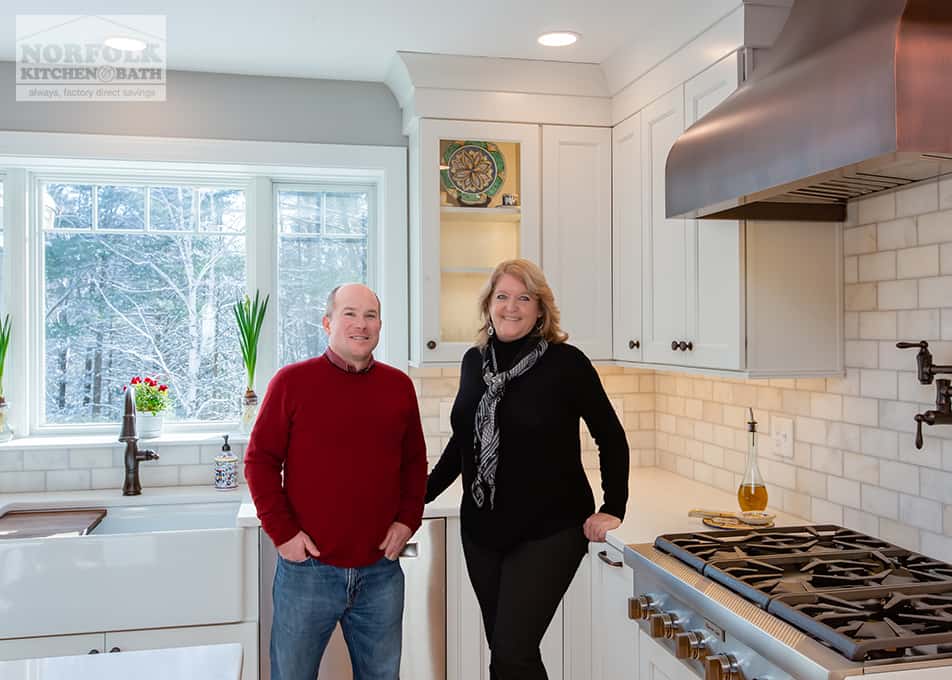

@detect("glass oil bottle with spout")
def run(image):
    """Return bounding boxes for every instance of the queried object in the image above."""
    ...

[737,408,768,511]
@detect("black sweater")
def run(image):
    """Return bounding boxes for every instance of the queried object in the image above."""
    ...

[424,337,630,549]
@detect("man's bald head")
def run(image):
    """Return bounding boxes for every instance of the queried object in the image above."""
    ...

[325,283,381,319]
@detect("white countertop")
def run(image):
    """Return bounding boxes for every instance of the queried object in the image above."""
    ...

[2,468,807,550]
[0,643,242,680]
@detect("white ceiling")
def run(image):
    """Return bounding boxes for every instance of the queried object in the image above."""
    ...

[3,1,740,87]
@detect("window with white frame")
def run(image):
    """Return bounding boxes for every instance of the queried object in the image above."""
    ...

[41,179,248,425]
[276,184,373,365]
[0,178,5,319]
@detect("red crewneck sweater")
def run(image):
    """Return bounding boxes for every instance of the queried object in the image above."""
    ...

[244,355,427,567]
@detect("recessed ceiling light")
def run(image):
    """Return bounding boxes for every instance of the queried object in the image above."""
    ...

[104,36,147,52]
[538,32,580,47]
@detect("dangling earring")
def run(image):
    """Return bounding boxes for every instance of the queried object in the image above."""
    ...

[487,320,495,337]
[534,317,544,332]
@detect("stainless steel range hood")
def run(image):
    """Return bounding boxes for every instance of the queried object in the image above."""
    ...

[666,0,952,221]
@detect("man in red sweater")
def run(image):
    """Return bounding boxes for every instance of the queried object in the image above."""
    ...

[244,283,427,680]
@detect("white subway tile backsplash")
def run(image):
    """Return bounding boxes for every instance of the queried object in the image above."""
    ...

[812,498,844,525]
[811,446,844,476]
[878,460,920,495]
[797,468,828,498]
[843,452,880,484]
[858,192,896,225]
[845,312,860,339]
[859,369,897,399]
[877,280,918,310]
[922,469,952,504]
[897,245,940,279]
[68,448,113,469]
[859,311,897,340]
[0,471,45,493]
[0,451,23,472]
[878,400,920,434]
[880,518,921,551]
[899,495,942,532]
[918,210,952,245]
[827,369,860,396]
[898,183,939,217]
[810,393,843,420]
[843,397,880,426]
[827,422,861,452]
[878,217,918,250]
[860,427,899,459]
[91,468,123,490]
[844,224,877,255]
[845,341,879,369]
[918,276,952,308]
[46,470,90,491]
[23,451,69,471]
[921,532,952,562]
[845,256,858,284]
[794,416,827,445]
[941,243,952,275]
[897,309,941,340]
[845,283,877,311]
[858,252,897,282]
[828,476,861,508]
[862,484,899,519]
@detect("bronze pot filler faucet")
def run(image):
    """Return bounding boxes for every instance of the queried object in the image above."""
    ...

[897,340,952,449]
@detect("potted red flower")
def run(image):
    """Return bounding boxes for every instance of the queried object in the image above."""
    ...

[126,376,171,438]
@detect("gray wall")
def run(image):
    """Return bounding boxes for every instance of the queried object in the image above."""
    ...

[0,62,406,147]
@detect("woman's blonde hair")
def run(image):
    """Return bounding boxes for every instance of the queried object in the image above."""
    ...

[475,259,568,347]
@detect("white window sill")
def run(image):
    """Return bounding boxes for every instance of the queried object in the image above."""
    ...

[0,431,250,450]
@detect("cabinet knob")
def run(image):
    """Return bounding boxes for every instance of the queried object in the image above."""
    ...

[705,653,742,680]
[671,340,680,351]
[88,649,100,654]
[629,339,640,350]
[678,340,694,352]
[675,631,708,660]
[649,612,682,639]
[628,594,655,620]
[426,340,437,350]
[109,647,121,653]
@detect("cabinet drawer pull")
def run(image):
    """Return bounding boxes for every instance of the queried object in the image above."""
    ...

[109,647,121,653]
[597,550,622,568]
[399,542,419,558]
[426,340,437,350]
[88,649,100,654]
[629,340,640,350]
[671,340,679,351]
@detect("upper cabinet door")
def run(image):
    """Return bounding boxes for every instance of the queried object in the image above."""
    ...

[641,86,687,365]
[612,113,643,363]
[412,119,541,365]
[683,55,743,370]
[541,125,613,360]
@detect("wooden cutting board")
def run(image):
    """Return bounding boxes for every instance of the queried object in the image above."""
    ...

[0,508,107,539]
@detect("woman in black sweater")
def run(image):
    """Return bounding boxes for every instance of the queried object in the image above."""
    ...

[425,258,629,680]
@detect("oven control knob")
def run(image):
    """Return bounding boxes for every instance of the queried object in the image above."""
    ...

[628,594,656,620]
[649,612,681,639]
[705,653,743,680]
[675,630,708,659]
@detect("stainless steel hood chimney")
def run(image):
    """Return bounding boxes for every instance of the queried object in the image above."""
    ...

[666,0,952,221]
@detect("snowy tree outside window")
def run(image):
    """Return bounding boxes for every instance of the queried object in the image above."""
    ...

[42,182,247,424]
[276,187,371,366]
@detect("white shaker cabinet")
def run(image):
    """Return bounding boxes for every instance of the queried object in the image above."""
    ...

[636,54,842,376]
[641,85,689,366]
[590,543,638,680]
[541,125,613,360]
[0,633,105,660]
[409,119,541,366]
[612,113,644,363]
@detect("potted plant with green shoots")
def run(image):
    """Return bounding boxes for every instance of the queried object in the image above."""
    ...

[234,291,270,434]
[0,314,12,442]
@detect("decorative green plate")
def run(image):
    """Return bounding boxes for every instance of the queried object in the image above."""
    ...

[441,141,506,206]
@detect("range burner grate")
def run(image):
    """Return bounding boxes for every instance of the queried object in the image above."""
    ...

[654,525,900,572]
[768,582,952,661]
[705,549,952,607]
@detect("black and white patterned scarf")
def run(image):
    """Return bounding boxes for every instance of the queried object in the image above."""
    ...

[472,336,549,509]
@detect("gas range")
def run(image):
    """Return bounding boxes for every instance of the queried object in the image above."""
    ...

[624,525,952,679]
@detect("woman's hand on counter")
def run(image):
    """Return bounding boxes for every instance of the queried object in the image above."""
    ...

[583,512,621,542]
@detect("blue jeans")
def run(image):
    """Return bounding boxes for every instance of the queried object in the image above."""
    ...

[271,554,404,680]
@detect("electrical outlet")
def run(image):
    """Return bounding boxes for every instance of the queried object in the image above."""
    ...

[772,416,794,458]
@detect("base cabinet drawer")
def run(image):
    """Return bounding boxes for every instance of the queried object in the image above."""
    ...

[0,633,105,660]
